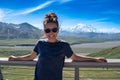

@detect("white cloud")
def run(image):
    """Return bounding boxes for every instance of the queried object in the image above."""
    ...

[16,1,55,15]
[98,28,120,33]
[56,0,73,4]
[0,9,5,21]
[0,9,16,22]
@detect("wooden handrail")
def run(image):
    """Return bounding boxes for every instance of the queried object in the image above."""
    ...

[0,58,120,68]
[0,58,120,80]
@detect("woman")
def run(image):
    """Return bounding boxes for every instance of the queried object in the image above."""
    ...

[9,12,106,80]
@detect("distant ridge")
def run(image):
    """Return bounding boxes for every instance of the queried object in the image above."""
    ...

[88,46,120,59]
[0,21,120,40]
[0,22,42,39]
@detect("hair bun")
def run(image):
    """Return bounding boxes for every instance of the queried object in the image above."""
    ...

[43,12,59,27]
[45,15,57,23]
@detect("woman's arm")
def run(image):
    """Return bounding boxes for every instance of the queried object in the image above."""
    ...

[70,53,107,62]
[8,51,37,61]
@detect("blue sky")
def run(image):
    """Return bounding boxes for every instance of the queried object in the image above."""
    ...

[0,0,120,33]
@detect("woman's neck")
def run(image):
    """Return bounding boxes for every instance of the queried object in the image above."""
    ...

[48,39,58,43]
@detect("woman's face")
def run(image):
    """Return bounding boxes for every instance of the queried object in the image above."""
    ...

[44,23,59,42]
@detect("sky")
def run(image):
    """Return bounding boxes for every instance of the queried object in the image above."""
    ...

[0,0,120,33]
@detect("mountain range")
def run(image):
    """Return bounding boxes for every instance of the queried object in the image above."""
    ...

[60,24,120,39]
[0,22,42,39]
[0,22,120,40]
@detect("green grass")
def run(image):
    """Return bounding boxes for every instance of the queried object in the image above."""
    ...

[72,47,102,54]
[2,66,34,80]
[0,39,120,80]
[0,40,120,58]
[79,68,120,80]
[0,37,119,48]
[0,48,31,57]
[0,47,120,80]
[2,66,120,80]
[59,36,114,44]
[88,46,120,59]
[0,37,115,46]
[0,39,38,46]
[0,47,103,57]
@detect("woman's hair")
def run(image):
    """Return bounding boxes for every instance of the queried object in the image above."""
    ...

[43,12,59,28]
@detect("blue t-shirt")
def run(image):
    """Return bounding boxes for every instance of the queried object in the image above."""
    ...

[33,39,73,80]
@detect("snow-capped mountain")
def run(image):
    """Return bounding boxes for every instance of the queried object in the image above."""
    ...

[60,23,120,39]
[62,23,120,33]
[68,23,97,33]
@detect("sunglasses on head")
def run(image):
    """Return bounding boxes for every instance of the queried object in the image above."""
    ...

[44,27,58,33]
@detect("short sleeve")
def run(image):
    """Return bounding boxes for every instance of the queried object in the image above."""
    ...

[33,41,40,55]
[64,43,73,58]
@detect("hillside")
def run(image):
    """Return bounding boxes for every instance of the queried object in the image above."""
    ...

[88,46,120,59]
[0,22,42,39]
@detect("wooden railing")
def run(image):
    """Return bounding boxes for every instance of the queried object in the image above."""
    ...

[0,58,120,80]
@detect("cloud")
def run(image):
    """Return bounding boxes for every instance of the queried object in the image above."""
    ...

[90,18,109,23]
[4,0,73,16]
[98,28,120,33]
[0,8,16,22]
[14,0,73,16]
[86,19,120,33]
[57,0,73,4]
[16,1,55,15]
[0,9,5,21]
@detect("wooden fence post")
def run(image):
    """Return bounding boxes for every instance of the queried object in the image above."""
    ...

[0,66,3,80]
[75,67,79,80]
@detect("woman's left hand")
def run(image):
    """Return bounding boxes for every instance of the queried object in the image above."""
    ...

[95,57,107,62]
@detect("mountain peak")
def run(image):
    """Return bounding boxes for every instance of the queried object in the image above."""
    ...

[18,22,38,30]
[0,22,41,39]
[71,23,97,33]
[19,22,33,27]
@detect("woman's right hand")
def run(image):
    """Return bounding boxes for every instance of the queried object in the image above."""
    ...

[8,55,16,61]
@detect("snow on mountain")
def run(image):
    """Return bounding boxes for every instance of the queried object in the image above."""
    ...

[61,23,120,33]
[69,23,97,33]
